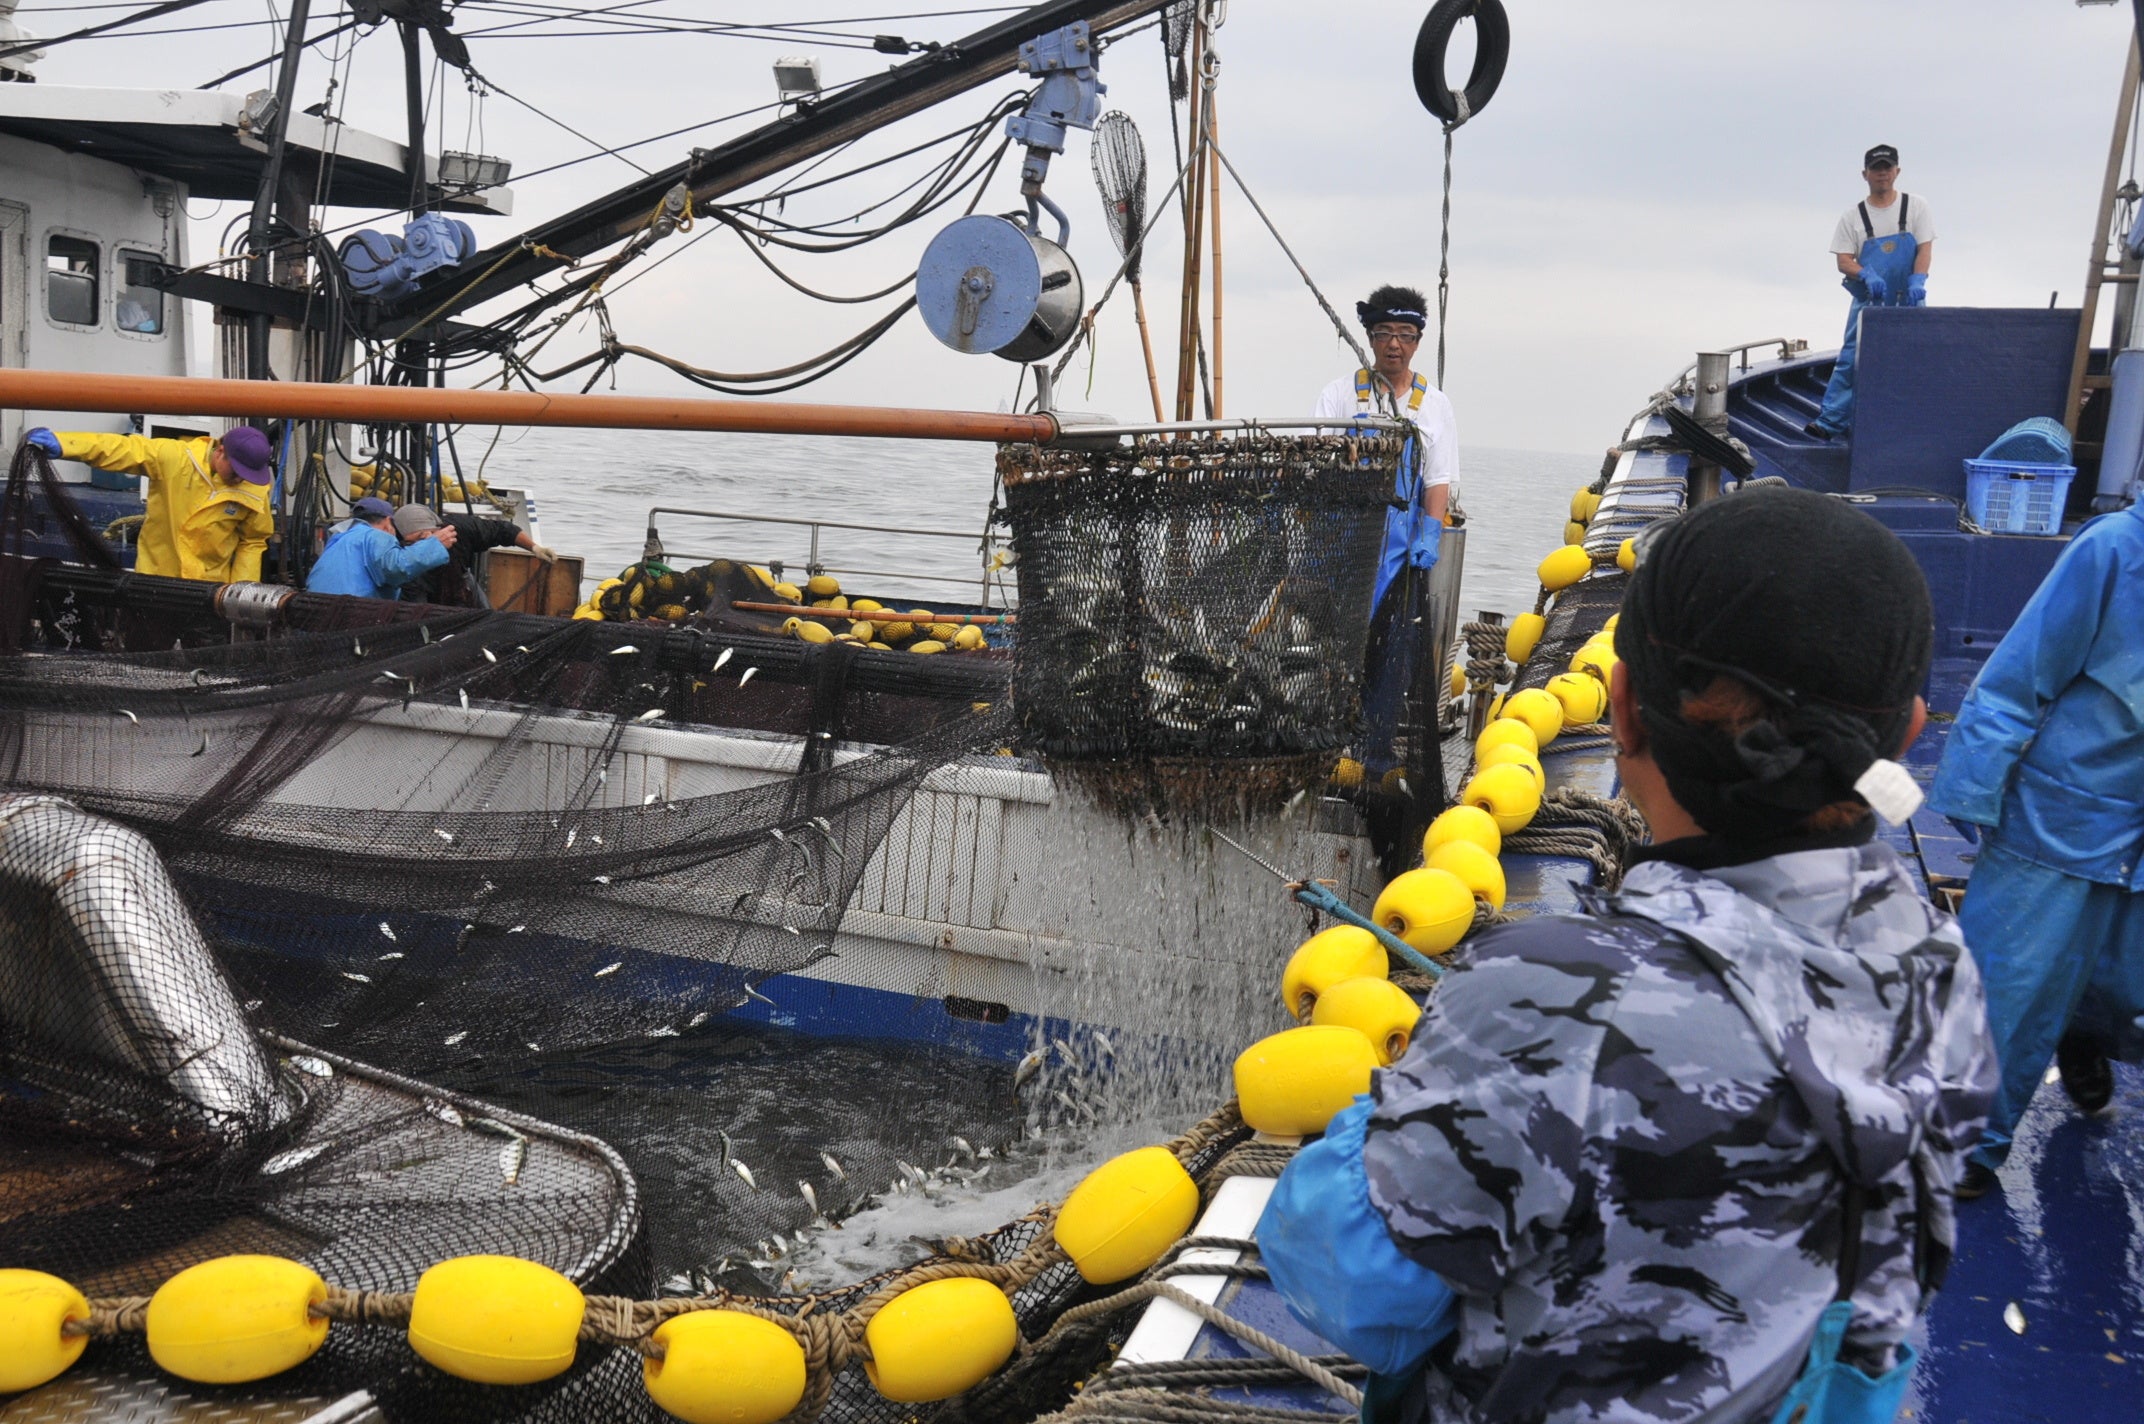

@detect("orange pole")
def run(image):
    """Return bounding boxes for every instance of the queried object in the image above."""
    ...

[0,369,1061,444]
[1206,86,1224,420]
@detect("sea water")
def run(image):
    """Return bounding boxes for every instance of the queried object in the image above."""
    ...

[461,431,1601,1288]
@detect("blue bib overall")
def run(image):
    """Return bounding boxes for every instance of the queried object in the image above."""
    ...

[1357,368,1431,611]
[1814,196,1919,436]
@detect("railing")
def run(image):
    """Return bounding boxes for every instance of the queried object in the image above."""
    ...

[1663,337,1812,395]
[634,505,1014,609]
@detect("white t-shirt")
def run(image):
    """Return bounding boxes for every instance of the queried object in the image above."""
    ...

[1829,193,1936,255]
[1312,371,1460,503]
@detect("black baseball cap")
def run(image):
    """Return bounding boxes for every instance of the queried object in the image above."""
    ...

[1864,144,1899,170]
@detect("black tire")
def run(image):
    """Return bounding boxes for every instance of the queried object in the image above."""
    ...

[1413,0,1509,127]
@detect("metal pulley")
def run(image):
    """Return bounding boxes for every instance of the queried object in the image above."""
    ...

[917,214,1084,363]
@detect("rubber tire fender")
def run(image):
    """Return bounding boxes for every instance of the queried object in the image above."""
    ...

[1413,0,1510,127]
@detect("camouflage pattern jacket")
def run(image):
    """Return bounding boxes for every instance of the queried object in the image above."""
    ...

[1361,838,1995,1423]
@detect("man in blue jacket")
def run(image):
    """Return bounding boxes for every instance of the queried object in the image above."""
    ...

[308,496,456,599]
[1927,499,2144,1196]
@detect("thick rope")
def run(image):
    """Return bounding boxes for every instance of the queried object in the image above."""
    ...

[1503,788,1648,888]
[1041,1388,1346,1423]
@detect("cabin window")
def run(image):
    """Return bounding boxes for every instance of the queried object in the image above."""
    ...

[46,235,99,326]
[117,251,165,335]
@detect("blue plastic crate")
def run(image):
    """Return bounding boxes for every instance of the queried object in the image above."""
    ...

[1963,458,2074,536]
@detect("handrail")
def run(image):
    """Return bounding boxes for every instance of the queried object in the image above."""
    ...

[1662,337,1811,394]
[634,504,1011,608]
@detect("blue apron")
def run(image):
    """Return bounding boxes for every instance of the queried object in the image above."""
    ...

[1814,196,1920,435]
[1355,368,1431,611]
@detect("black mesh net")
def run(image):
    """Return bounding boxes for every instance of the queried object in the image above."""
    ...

[996,431,1401,818]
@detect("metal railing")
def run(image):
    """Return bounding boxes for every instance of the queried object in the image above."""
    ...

[635,504,1013,609]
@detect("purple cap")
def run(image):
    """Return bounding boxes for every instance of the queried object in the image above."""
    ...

[220,425,274,485]
[352,496,394,521]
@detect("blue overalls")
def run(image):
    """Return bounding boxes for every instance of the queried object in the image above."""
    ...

[1813,196,1919,437]
[1358,367,1432,612]
[1355,371,1435,774]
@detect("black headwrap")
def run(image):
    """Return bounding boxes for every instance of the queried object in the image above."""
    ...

[1356,284,1428,333]
[1613,487,1933,843]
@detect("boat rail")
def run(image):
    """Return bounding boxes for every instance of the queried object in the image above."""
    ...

[634,504,1014,607]
[1664,337,1812,393]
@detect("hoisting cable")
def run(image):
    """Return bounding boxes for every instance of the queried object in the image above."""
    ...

[1202,138,1373,375]
[1411,0,1509,387]
[0,0,213,62]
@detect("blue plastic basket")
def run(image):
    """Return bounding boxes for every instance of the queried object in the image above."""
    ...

[1977,415,2073,467]
[1963,458,2074,536]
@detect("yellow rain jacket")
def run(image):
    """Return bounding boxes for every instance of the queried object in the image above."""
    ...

[55,432,275,583]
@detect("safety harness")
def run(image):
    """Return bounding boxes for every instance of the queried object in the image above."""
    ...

[1855,193,1910,242]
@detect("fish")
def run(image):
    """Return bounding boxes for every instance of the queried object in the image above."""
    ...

[353,639,366,657]
[466,1117,521,1140]
[948,1135,976,1162]
[1052,1036,1077,1064]
[342,971,372,984]
[379,922,397,941]
[516,645,530,655]
[717,1130,734,1174]
[635,708,665,723]
[780,1269,800,1294]
[647,1025,679,1038]
[420,625,432,645]
[1091,1031,1115,1062]
[377,951,405,961]
[768,1232,787,1257]
[743,984,775,1006]
[798,1181,820,1215]
[820,1152,846,1181]
[713,647,733,673]
[507,924,526,934]
[458,688,470,710]
[686,1011,710,1029]
[896,1159,927,1187]
[114,708,138,723]
[424,1098,465,1127]
[592,875,613,886]
[433,827,455,843]
[594,961,622,978]
[443,1030,468,1046]
[262,1143,330,1175]
[289,1055,334,1078]
[810,816,834,837]
[768,827,787,843]
[644,792,661,806]
[1012,1048,1045,1098]
[739,667,758,686]
[500,1137,527,1186]
[565,828,577,849]
[610,645,639,656]
[732,1158,758,1190]
[2004,1301,2027,1335]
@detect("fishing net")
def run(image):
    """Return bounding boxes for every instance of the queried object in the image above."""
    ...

[996,431,1403,819]
[1092,112,1150,284]
[1162,1,1196,101]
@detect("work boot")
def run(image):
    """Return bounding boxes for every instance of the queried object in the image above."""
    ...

[2056,1032,2116,1116]
[1956,1161,2000,1200]
[1803,421,1839,442]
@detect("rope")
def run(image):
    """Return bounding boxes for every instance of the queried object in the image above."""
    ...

[1091,1357,1367,1393]
[1461,619,1512,686]
[1435,102,1466,389]
[1041,1388,1347,1422]
[1032,1284,1364,1410]
[1503,788,1648,888]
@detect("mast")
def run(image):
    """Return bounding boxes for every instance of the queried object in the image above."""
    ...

[242,0,311,382]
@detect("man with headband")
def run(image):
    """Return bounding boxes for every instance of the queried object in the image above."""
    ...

[1261,488,1993,1424]
[1928,494,2144,1198]
[1311,284,1459,611]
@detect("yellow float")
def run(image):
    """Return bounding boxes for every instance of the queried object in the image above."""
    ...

[1055,1146,1200,1284]
[643,1310,807,1424]
[1280,924,1388,1019]
[806,574,841,597]
[770,582,803,604]
[145,1255,329,1385]
[1545,671,1608,725]
[863,1278,1018,1402]
[1330,756,1365,789]
[782,617,835,645]
[1617,537,1638,572]
[1503,612,1546,664]
[1233,1025,1379,1135]
[1462,763,1545,834]
[1449,663,1467,698]
[1422,803,1501,859]
[1537,544,1592,592]
[0,1269,90,1392]
[1570,639,1618,682]
[908,639,948,655]
[1570,488,1601,522]
[1476,741,1544,787]
[1499,686,1566,747]
[407,1255,584,1385]
[954,625,988,650]
[1370,867,1475,956]
[1563,520,1588,546]
[1475,718,1538,761]
[1310,977,1423,1066]
[1425,839,1508,912]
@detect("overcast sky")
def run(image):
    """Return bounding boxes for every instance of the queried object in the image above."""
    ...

[15,0,2140,452]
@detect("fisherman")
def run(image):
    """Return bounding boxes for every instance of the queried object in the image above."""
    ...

[1262,488,1994,1424]
[1926,496,2144,1198]
[395,502,557,606]
[23,424,276,583]
[307,495,455,599]
[1806,144,1935,441]
[1311,284,1458,609]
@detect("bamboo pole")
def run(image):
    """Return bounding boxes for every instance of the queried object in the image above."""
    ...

[1129,282,1165,422]
[1206,83,1224,420]
[1173,20,1208,422]
[0,369,1060,444]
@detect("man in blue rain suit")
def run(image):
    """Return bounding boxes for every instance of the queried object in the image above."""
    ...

[1806,145,1936,441]
[1927,497,2144,1198]
[307,496,455,599]
[1261,490,1993,1424]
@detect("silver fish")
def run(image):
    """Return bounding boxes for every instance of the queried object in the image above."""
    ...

[379,951,405,961]
[2004,1301,2027,1335]
[713,647,733,673]
[378,922,397,941]
[948,1135,976,1162]
[594,961,622,978]
[1012,1049,1045,1097]
[443,1030,468,1046]
[500,1137,527,1186]
[1091,1031,1115,1062]
[420,625,432,645]
[820,1151,846,1181]
[686,1011,710,1029]
[718,1130,734,1174]
[342,971,371,983]
[507,924,526,934]
[739,667,758,686]
[482,646,497,663]
[644,792,661,806]
[780,1269,799,1293]
[896,1159,926,1187]
[635,708,665,723]
[433,827,455,843]
[458,688,470,710]
[1052,1036,1077,1063]
[565,828,577,849]
[289,1055,334,1078]
[466,1117,522,1140]
[743,984,775,1006]
[262,1143,330,1175]
[798,1181,819,1215]
[424,1098,465,1127]
[353,639,366,657]
[114,708,138,723]
[732,1158,758,1190]
[592,875,612,886]
[610,645,639,655]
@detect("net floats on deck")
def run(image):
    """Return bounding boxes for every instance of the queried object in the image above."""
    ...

[0,1269,90,1392]
[1234,1025,1379,1135]
[645,1311,807,1424]
[1281,924,1389,1020]
[1310,977,1424,1066]
[1055,1146,1200,1284]
[146,1255,330,1385]
[408,1254,585,1385]
[864,1277,1020,1402]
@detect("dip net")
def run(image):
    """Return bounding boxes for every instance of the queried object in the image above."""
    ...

[996,430,1402,818]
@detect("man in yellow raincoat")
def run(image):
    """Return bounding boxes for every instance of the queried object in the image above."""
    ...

[25,424,276,583]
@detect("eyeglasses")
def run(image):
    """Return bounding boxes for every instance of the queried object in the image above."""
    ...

[1368,327,1421,345]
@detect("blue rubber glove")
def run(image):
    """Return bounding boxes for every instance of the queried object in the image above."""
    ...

[1907,272,1928,307]
[24,428,60,457]
[1945,815,1982,847]
[1861,269,1890,304]
[1407,517,1444,571]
